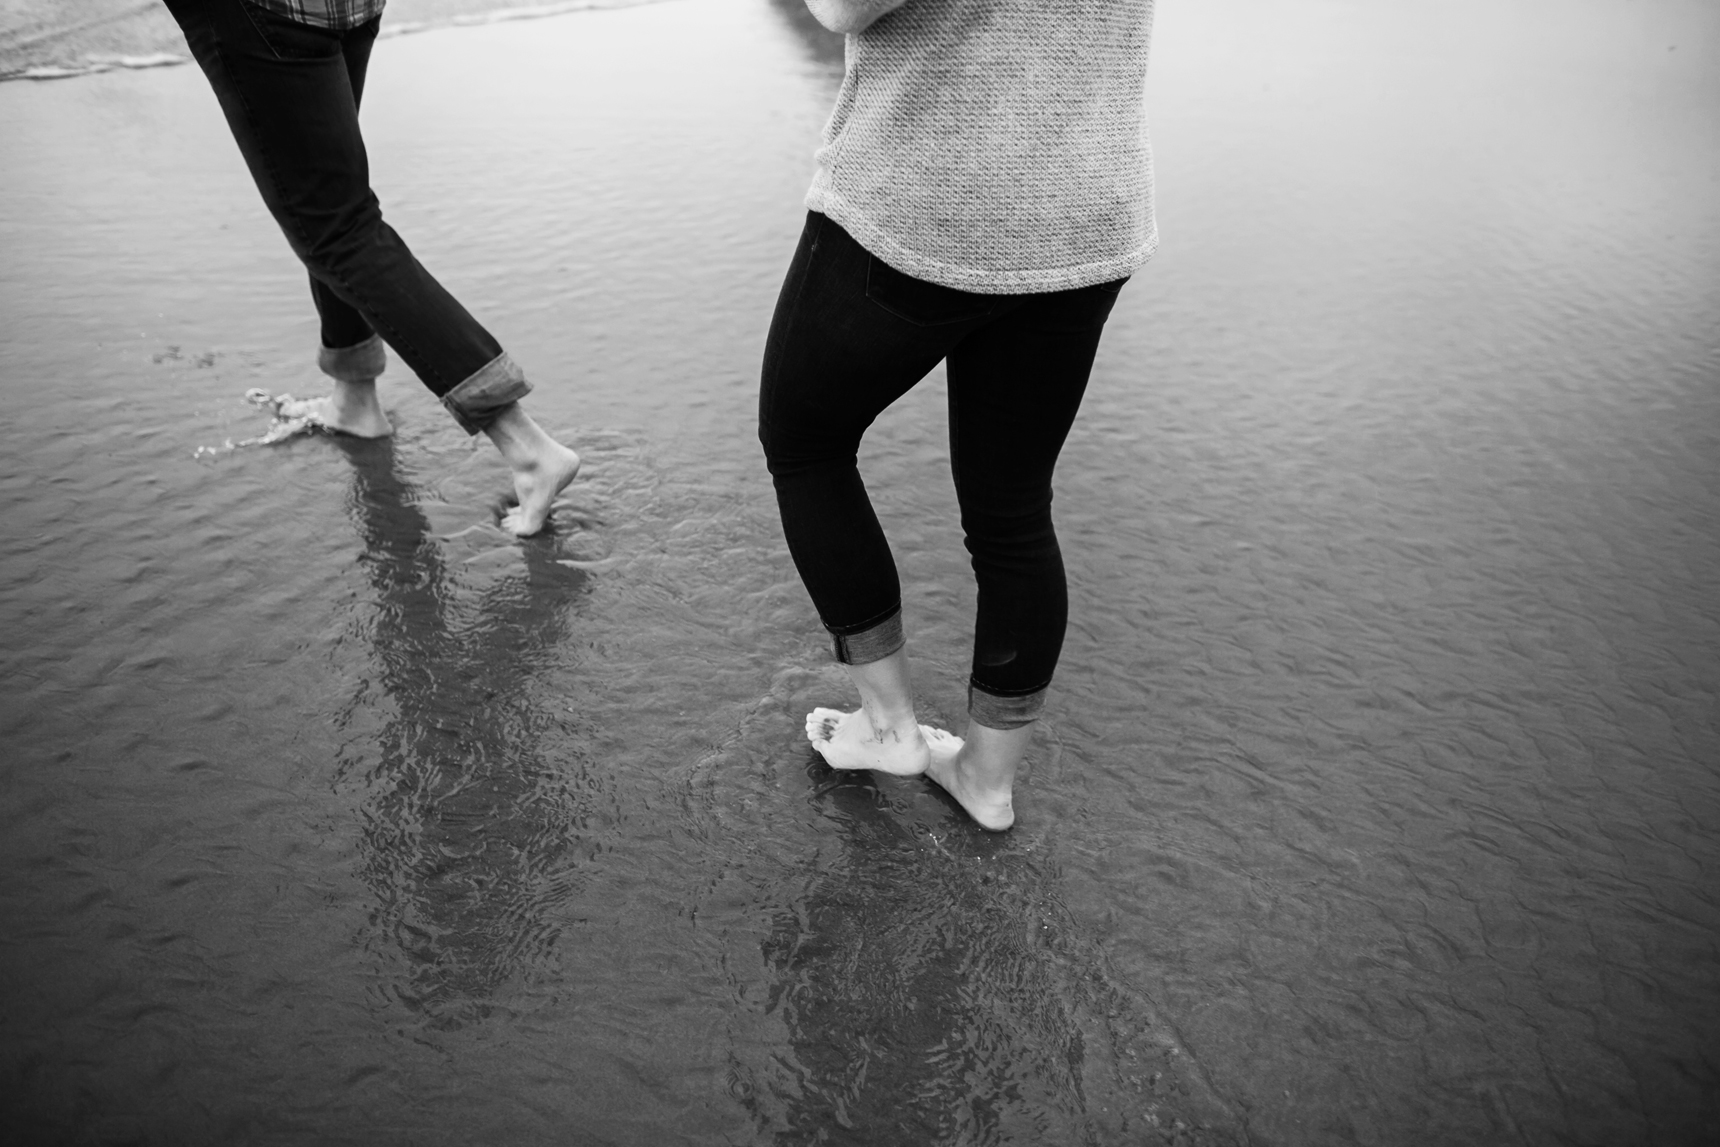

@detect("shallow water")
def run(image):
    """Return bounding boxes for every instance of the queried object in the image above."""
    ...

[1,0,1717,1143]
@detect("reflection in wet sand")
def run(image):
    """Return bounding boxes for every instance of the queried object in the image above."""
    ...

[729,747,1237,1145]
[330,437,598,1024]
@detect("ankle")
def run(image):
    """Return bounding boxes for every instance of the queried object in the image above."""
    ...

[483,404,564,468]
[843,648,918,726]
[330,377,379,407]
[328,378,385,414]
[860,698,920,734]
[959,720,1032,781]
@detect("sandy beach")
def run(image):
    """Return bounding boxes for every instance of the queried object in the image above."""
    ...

[2,1,1718,1143]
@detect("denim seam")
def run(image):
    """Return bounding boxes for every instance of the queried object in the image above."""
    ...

[760,213,827,440]
[968,676,1054,699]
[778,213,825,353]
[825,600,901,638]
[237,0,286,61]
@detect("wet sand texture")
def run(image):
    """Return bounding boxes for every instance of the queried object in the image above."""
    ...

[1,0,1718,1144]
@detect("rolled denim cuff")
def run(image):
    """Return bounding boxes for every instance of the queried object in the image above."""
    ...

[441,351,532,435]
[967,682,1046,730]
[828,607,905,666]
[317,333,386,383]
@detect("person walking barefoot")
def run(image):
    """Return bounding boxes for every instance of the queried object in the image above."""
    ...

[761,0,1157,829]
[164,0,579,536]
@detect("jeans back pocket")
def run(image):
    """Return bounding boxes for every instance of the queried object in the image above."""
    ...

[241,1,351,61]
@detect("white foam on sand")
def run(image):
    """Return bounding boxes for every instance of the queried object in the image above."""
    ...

[1,0,676,81]
[12,51,183,80]
[382,0,674,37]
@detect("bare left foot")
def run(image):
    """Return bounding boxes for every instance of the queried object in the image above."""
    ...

[806,706,935,775]
[501,441,581,536]
[483,403,581,537]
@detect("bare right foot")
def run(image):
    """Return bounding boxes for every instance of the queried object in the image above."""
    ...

[924,722,1028,831]
[278,379,393,439]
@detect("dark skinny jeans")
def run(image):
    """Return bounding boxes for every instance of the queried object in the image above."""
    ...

[759,213,1125,729]
[163,0,528,431]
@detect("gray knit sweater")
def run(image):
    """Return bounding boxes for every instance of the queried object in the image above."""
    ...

[804,0,1157,294]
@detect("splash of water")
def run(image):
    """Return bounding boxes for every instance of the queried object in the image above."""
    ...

[191,388,331,459]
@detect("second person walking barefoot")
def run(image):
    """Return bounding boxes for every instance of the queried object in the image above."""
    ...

[164,0,580,535]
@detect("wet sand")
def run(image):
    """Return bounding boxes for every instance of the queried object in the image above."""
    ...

[2,0,1718,1144]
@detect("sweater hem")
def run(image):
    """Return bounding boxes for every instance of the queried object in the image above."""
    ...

[806,187,1157,296]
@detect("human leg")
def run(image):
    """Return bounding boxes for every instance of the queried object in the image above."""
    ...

[760,214,969,635]
[293,19,390,437]
[759,214,997,770]
[165,0,576,525]
[947,277,1126,722]
[924,277,1128,825]
[165,0,391,434]
[164,0,507,397]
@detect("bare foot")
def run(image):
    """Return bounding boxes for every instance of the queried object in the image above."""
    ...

[805,706,932,775]
[501,443,581,536]
[280,379,393,439]
[924,722,1026,831]
[484,404,581,537]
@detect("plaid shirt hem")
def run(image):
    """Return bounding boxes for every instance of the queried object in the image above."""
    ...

[248,0,387,31]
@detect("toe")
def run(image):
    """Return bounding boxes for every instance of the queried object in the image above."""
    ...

[919,725,963,759]
[805,707,845,744]
[501,509,547,538]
